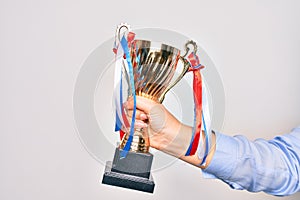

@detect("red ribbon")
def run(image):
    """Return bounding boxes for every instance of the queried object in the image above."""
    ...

[186,53,204,155]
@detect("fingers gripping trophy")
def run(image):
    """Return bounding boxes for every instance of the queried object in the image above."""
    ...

[102,23,208,193]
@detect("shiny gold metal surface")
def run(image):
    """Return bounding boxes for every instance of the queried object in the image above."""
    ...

[119,129,150,153]
[130,40,191,103]
[117,25,197,153]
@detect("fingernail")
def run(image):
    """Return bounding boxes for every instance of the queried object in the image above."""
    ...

[136,121,148,128]
[140,113,148,120]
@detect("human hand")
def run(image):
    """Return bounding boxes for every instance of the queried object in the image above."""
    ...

[125,96,216,168]
[125,96,196,160]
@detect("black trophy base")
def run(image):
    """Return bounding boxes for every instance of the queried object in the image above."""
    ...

[102,147,155,193]
[102,161,155,193]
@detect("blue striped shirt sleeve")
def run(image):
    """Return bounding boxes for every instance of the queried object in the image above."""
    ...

[202,127,300,196]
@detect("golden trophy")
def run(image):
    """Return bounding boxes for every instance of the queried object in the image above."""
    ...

[102,24,198,193]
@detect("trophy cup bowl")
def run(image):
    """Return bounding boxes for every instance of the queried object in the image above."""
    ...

[102,26,197,193]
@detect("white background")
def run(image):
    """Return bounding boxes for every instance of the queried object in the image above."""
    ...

[1,0,300,199]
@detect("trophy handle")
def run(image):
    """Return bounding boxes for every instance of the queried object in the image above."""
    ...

[158,40,198,103]
[116,23,131,42]
[182,40,198,57]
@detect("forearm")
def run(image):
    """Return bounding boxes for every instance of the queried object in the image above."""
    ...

[155,122,216,168]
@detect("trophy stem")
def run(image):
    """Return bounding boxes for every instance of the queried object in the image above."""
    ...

[119,129,150,153]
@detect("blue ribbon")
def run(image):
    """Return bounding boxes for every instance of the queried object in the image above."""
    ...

[115,60,123,132]
[115,111,122,131]
[119,36,136,158]
[200,111,209,166]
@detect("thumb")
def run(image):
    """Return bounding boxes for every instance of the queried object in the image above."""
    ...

[125,96,158,114]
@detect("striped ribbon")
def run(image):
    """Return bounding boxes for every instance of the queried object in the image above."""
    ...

[185,52,211,166]
[113,32,136,158]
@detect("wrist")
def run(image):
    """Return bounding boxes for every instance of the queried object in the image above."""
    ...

[199,132,216,169]
[160,123,193,158]
[179,131,217,168]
